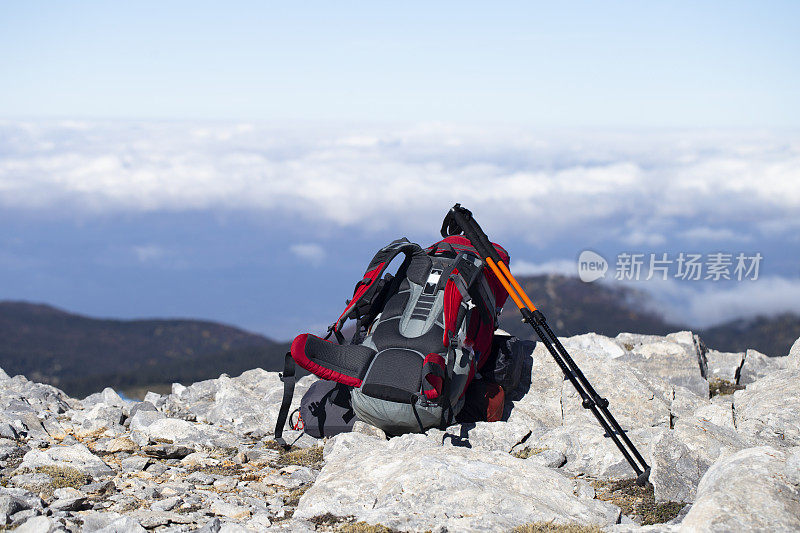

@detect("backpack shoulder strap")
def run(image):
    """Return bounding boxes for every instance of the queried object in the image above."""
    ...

[330,238,423,338]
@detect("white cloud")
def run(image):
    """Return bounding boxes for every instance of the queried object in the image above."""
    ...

[290,243,326,266]
[612,276,800,328]
[680,227,743,242]
[132,244,165,263]
[0,121,798,245]
[512,258,576,276]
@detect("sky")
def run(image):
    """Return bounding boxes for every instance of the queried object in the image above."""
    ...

[0,3,799,340]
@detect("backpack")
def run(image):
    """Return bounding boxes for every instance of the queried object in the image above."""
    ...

[274,235,510,440]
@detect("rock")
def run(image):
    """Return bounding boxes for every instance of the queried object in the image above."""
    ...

[561,336,674,430]
[129,411,238,450]
[351,420,387,440]
[0,493,28,521]
[534,423,659,479]
[141,443,194,459]
[739,349,787,385]
[437,421,533,452]
[20,443,112,476]
[126,401,157,422]
[82,511,147,533]
[164,370,317,435]
[0,488,43,512]
[788,337,800,370]
[15,516,58,533]
[150,496,181,512]
[650,416,751,503]
[733,369,800,447]
[104,437,138,454]
[693,402,734,429]
[187,471,216,485]
[120,456,151,472]
[680,446,800,531]
[705,350,745,383]
[143,392,167,409]
[614,331,709,398]
[210,500,251,520]
[50,493,87,511]
[525,448,567,468]
[506,341,563,430]
[213,476,238,491]
[196,518,221,533]
[294,432,620,531]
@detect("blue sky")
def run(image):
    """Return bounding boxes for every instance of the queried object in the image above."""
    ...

[1,2,798,126]
[0,3,799,340]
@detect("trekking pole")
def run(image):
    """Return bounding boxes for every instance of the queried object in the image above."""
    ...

[441,204,651,484]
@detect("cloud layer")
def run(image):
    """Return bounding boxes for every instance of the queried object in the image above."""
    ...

[1,121,798,245]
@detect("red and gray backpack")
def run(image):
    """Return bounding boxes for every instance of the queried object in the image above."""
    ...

[274,235,510,440]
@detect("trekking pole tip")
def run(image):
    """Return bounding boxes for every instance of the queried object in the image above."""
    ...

[635,467,651,486]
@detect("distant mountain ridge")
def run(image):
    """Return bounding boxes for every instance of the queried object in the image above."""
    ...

[0,301,288,397]
[499,275,800,357]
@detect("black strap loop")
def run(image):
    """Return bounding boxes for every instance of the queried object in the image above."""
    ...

[274,352,296,447]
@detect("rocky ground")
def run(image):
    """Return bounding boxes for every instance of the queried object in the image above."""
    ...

[0,331,798,533]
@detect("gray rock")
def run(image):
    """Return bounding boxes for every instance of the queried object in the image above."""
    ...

[788,337,800,370]
[295,432,620,531]
[534,423,660,479]
[614,331,709,398]
[150,496,182,512]
[20,443,112,477]
[196,518,221,533]
[0,493,28,520]
[126,402,157,422]
[164,370,316,436]
[15,516,58,533]
[0,487,44,511]
[505,341,564,429]
[129,411,237,450]
[82,511,147,533]
[50,494,87,511]
[650,416,751,503]
[739,349,787,385]
[142,391,166,409]
[705,349,745,383]
[734,369,800,447]
[186,471,216,485]
[141,443,194,459]
[351,420,387,440]
[681,446,800,531]
[120,456,150,472]
[8,509,37,527]
[525,448,567,468]
[210,500,251,519]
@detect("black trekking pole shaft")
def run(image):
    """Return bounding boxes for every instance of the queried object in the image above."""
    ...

[522,310,644,477]
[442,204,650,482]
[536,317,651,471]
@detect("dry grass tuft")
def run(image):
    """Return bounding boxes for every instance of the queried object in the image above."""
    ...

[708,378,745,398]
[593,478,685,525]
[512,523,601,533]
[512,446,548,459]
